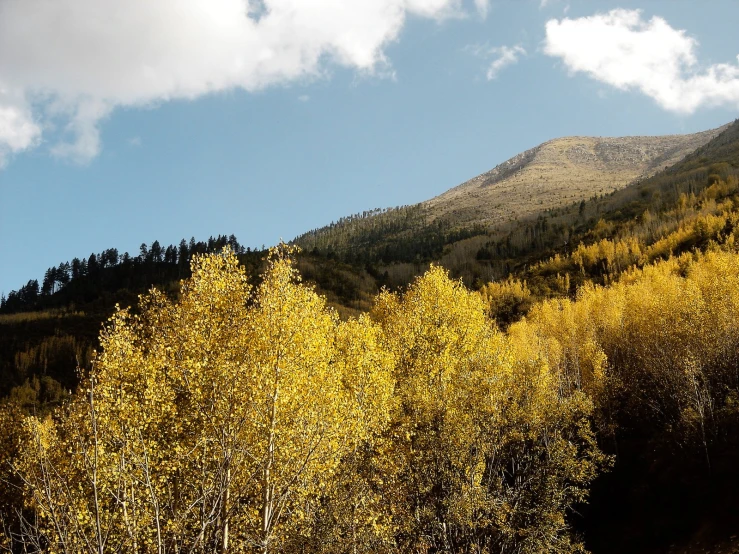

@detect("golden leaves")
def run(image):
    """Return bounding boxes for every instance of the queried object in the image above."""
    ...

[13,248,608,553]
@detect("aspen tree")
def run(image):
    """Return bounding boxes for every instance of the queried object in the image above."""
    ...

[374,266,604,553]
[16,247,396,553]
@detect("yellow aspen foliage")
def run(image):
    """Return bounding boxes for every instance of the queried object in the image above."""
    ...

[373,265,605,554]
[232,245,360,553]
[12,252,611,554]
[512,249,739,459]
[14,247,395,554]
[478,277,533,325]
[0,403,25,550]
[287,314,397,554]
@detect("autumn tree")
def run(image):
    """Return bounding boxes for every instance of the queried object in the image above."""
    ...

[373,266,605,553]
[14,247,395,553]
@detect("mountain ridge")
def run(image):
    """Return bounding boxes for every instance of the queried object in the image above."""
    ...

[424,124,729,226]
[293,122,732,269]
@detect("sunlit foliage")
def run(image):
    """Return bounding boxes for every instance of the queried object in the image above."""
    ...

[8,250,605,553]
[512,249,739,459]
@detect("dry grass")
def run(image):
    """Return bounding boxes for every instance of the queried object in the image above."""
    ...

[424,126,727,227]
[0,308,86,325]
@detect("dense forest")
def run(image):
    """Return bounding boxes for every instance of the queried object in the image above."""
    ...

[1,234,254,314]
[0,235,274,409]
[1,120,739,552]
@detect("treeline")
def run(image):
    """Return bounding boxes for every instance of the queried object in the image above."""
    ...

[0,235,269,411]
[293,204,487,265]
[0,234,254,314]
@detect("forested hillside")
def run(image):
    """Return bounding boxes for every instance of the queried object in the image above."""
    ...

[3,244,739,552]
[1,119,739,552]
[293,124,727,270]
[297,119,739,302]
[0,235,271,408]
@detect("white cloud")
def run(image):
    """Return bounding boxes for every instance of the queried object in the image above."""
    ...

[544,9,739,114]
[486,45,526,80]
[474,0,490,19]
[465,44,526,80]
[128,136,142,147]
[0,93,42,168]
[297,95,310,102]
[0,0,469,166]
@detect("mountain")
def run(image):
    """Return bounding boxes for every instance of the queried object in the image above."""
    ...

[2,119,739,554]
[294,124,731,276]
[425,126,728,226]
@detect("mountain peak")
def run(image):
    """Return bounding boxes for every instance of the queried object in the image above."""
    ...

[424,125,728,226]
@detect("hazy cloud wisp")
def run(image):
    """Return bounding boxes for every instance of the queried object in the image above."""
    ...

[544,9,739,114]
[0,0,468,166]
[474,0,490,20]
[485,46,526,80]
[466,43,526,80]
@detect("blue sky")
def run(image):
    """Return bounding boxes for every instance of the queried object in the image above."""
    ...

[1,0,738,296]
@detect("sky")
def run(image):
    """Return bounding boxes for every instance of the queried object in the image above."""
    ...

[1,0,738,296]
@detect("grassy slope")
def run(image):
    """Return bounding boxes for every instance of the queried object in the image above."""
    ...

[425,126,726,226]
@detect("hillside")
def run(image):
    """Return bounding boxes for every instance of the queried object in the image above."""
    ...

[294,124,727,266]
[425,126,727,225]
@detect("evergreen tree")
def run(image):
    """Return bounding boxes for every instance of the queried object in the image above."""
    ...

[87,253,99,278]
[70,258,82,280]
[56,263,70,287]
[41,268,54,296]
[150,240,163,263]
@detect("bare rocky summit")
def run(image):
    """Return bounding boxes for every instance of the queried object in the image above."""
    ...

[425,125,728,226]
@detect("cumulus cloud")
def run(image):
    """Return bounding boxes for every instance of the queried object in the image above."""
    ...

[0,0,468,166]
[544,9,739,114]
[0,93,42,168]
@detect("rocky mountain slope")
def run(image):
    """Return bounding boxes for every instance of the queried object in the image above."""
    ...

[424,125,728,226]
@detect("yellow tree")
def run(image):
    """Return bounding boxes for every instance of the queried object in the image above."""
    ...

[373,265,605,553]
[15,246,395,554]
[282,314,397,554]
[0,403,25,552]
[229,245,379,553]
